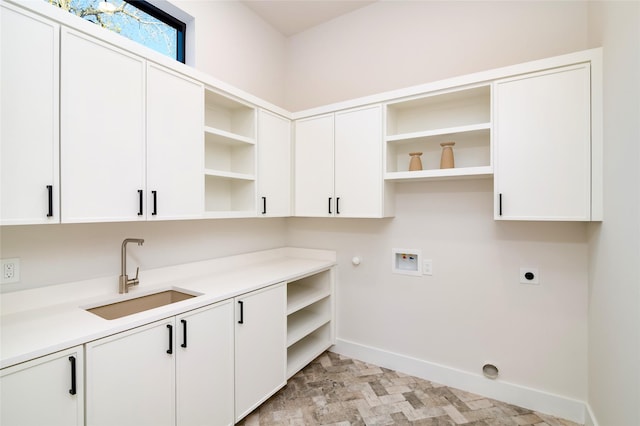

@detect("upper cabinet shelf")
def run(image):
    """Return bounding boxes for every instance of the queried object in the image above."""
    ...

[204,126,255,146]
[204,89,256,141]
[203,88,257,217]
[385,85,492,181]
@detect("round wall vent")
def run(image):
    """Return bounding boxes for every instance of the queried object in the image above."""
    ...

[482,363,499,379]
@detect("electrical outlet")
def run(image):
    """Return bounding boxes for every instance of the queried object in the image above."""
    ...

[423,259,433,276]
[1,258,20,284]
[519,267,539,285]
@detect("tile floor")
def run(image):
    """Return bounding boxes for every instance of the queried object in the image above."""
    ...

[237,351,581,426]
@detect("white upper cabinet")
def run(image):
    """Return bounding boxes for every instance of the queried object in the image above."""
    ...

[295,105,391,218]
[146,64,204,220]
[335,105,389,217]
[257,110,291,217]
[294,114,334,217]
[1,4,59,225]
[494,64,593,221]
[60,28,146,223]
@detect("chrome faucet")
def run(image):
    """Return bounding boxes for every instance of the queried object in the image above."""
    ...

[119,238,144,294]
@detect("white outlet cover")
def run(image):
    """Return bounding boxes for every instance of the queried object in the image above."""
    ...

[519,267,539,285]
[423,259,433,276]
[1,258,20,284]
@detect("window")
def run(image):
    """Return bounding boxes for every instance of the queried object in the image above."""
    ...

[46,0,186,63]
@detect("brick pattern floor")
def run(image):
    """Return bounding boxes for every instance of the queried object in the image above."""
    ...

[237,352,581,426]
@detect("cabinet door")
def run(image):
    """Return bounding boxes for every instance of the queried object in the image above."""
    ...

[1,346,83,426]
[494,64,591,220]
[294,114,334,217]
[258,110,291,217]
[0,4,59,225]
[176,301,234,426]
[147,64,204,220]
[335,105,384,217]
[85,319,175,426]
[60,28,145,223]
[235,283,286,422]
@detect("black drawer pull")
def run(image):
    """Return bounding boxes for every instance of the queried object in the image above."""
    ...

[152,190,157,216]
[328,197,332,214]
[138,190,143,216]
[238,300,244,324]
[181,319,187,348]
[261,196,267,215]
[336,197,340,215]
[68,356,77,395]
[166,324,173,354]
[499,193,503,216]
[46,185,53,217]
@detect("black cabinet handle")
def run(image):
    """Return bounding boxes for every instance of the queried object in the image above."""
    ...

[46,185,53,217]
[180,319,187,348]
[261,197,267,215]
[166,324,173,354]
[499,193,503,216]
[68,356,77,395]
[238,300,244,324]
[152,190,157,216]
[138,190,143,216]
[336,197,340,215]
[328,197,332,214]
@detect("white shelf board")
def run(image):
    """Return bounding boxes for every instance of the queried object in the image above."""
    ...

[204,126,255,145]
[287,310,331,347]
[386,122,491,143]
[202,210,257,218]
[287,284,330,315]
[385,166,493,182]
[286,328,332,379]
[204,169,255,181]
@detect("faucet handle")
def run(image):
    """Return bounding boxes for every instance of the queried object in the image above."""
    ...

[134,267,139,280]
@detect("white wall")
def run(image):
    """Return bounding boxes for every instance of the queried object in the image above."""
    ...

[284,0,593,407]
[170,0,287,106]
[0,219,287,292]
[285,0,589,110]
[587,2,640,425]
[287,180,589,401]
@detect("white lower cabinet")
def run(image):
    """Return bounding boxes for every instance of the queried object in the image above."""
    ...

[176,302,234,426]
[85,300,234,426]
[234,282,287,422]
[0,346,84,426]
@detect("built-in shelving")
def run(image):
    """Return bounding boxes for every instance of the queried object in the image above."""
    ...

[204,88,257,216]
[286,269,334,378]
[385,85,492,181]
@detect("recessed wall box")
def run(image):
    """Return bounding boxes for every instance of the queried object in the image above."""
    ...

[392,248,422,276]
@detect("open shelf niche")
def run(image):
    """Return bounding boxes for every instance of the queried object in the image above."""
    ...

[204,88,257,217]
[286,268,334,378]
[385,84,492,181]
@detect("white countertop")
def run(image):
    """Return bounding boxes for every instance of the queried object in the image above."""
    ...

[0,247,336,369]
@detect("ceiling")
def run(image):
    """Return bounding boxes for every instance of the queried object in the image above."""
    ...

[241,0,377,37]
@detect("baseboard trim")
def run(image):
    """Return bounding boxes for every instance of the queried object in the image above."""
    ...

[584,403,599,426]
[331,338,587,424]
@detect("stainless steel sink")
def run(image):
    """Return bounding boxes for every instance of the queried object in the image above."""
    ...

[86,289,197,320]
